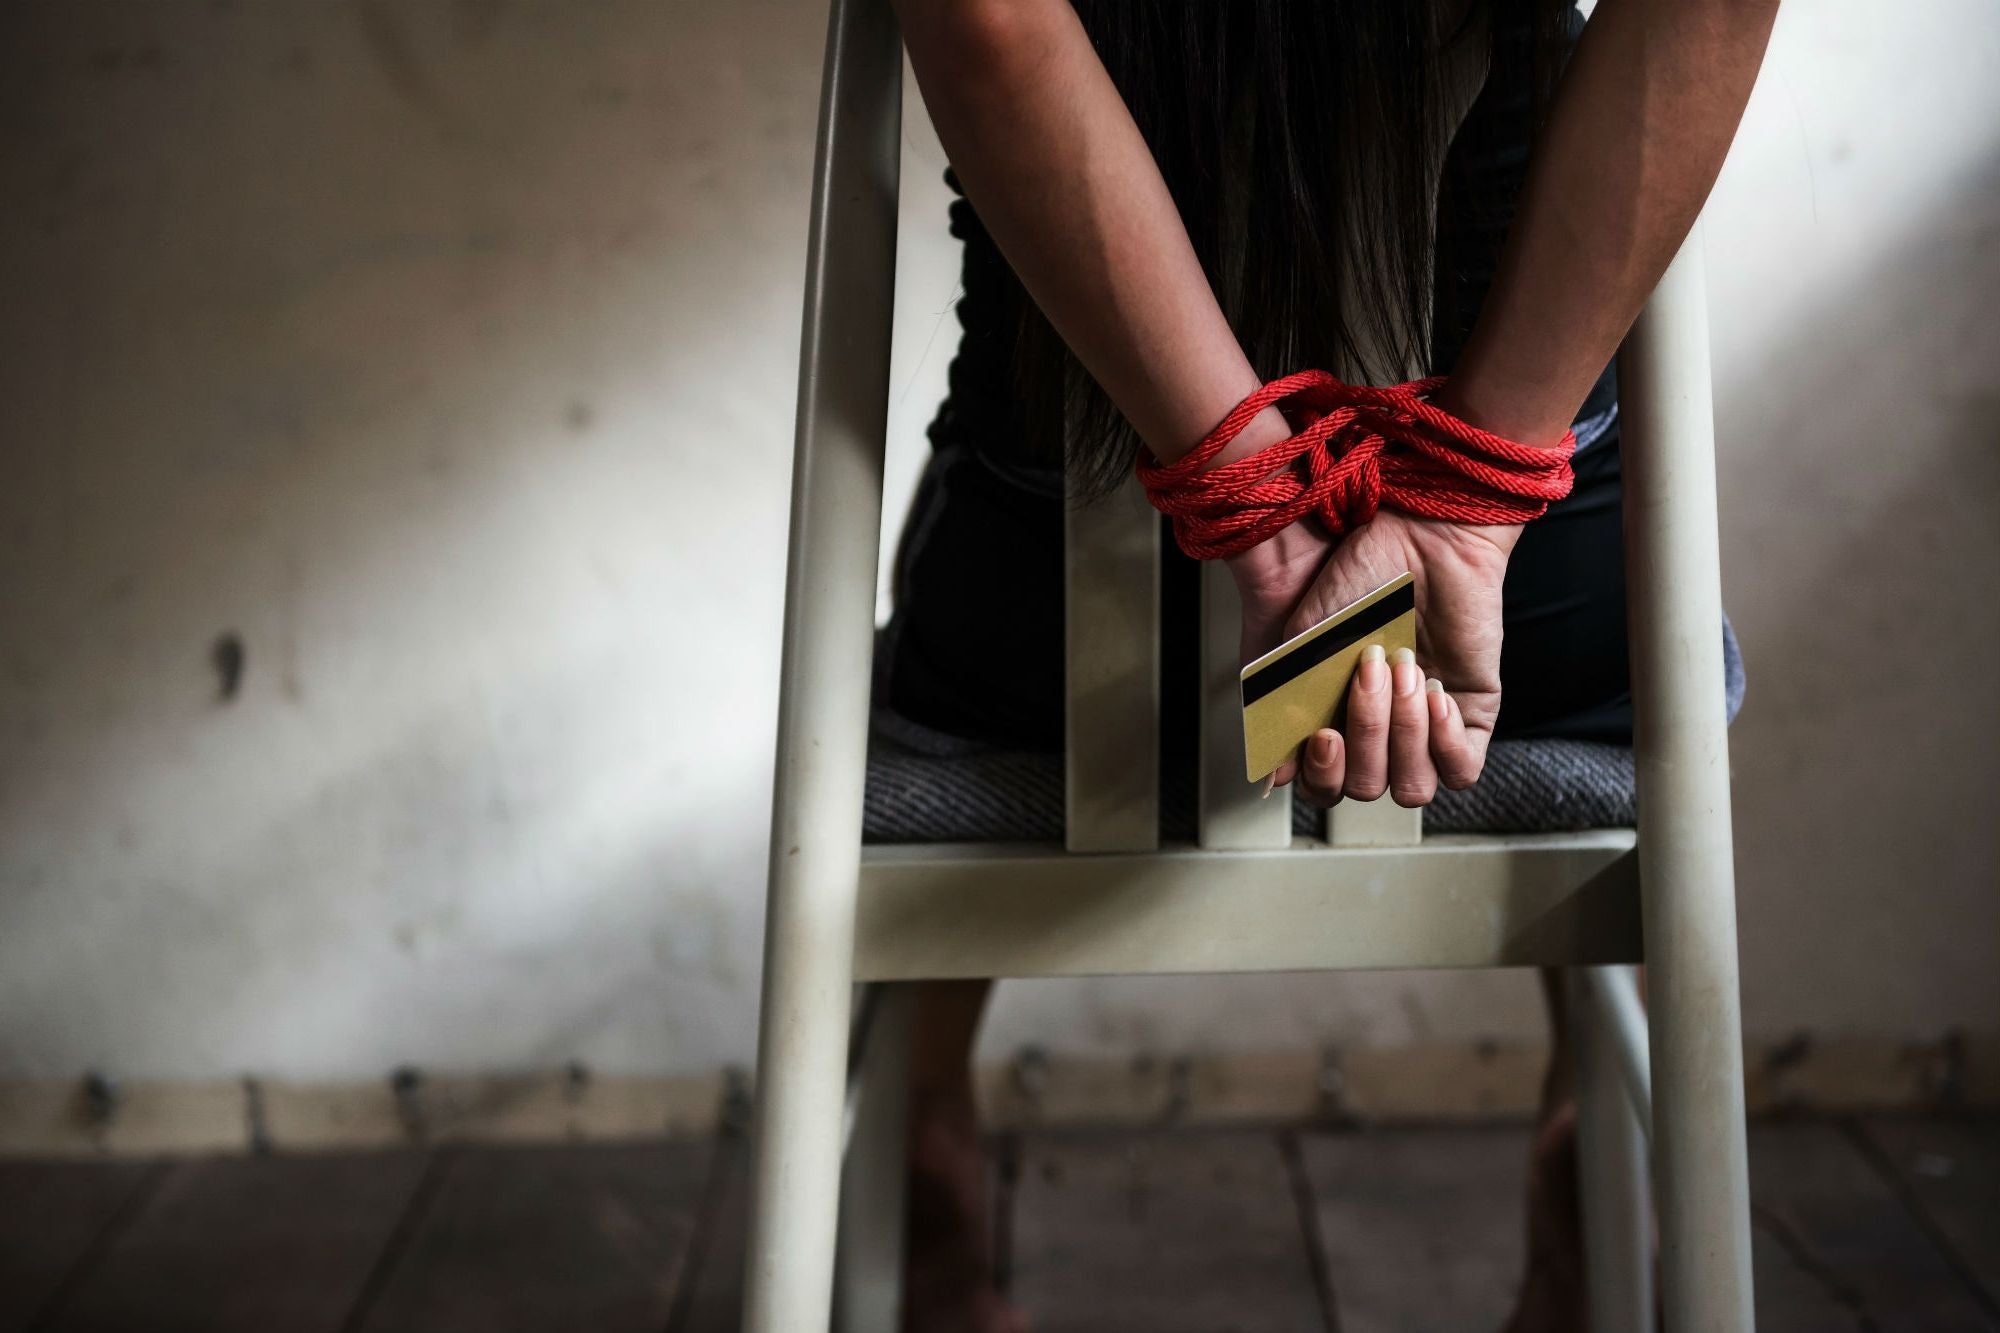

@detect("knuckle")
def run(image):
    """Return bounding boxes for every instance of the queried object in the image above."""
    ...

[1391,780,1436,808]
[1346,715,1389,744]
[1344,776,1387,803]
[1426,745,1465,783]
[1438,756,1485,791]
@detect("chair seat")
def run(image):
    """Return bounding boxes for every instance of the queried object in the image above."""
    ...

[863,730,1642,841]
[863,622,1743,844]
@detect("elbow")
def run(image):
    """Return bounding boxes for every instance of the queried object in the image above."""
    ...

[1702,0,1785,54]
[896,0,1064,90]
[1599,0,1780,21]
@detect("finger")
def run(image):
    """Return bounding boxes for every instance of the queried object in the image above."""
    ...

[1296,728,1346,808]
[1387,647,1438,807]
[1268,756,1300,792]
[1426,680,1485,790]
[1342,643,1392,802]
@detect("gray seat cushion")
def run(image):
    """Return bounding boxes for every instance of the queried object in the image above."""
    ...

[863,621,1743,843]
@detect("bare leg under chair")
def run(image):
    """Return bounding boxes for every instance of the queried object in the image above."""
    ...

[903,979,1027,1333]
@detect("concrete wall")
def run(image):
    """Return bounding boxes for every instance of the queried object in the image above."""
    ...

[1,0,1994,1085]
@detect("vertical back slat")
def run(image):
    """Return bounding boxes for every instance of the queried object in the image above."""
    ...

[1326,797,1422,847]
[1064,476,1160,853]
[1197,562,1293,849]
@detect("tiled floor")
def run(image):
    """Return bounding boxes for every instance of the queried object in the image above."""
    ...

[2,1117,1994,1331]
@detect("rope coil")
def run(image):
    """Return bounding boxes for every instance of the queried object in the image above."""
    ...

[1136,370,1577,560]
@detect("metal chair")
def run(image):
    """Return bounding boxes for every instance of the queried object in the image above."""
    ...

[743,1,1756,1328]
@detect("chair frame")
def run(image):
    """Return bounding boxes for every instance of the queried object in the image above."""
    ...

[742,2,1755,1328]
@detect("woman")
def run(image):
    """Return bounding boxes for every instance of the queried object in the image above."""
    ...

[881,1,1778,1328]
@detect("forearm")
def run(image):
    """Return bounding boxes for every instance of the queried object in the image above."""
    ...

[1441,0,1781,443]
[896,0,1289,466]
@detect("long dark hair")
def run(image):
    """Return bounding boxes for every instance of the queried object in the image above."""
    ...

[1027,0,1573,498]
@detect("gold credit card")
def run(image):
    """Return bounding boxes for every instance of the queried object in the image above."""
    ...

[1240,572,1417,782]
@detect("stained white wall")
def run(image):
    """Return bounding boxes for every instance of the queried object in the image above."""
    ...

[0,0,1994,1082]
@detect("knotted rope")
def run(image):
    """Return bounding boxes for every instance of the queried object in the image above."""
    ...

[1136,370,1576,560]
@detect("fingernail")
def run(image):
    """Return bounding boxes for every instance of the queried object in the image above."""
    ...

[1260,770,1278,799]
[1392,646,1419,697]
[1359,643,1387,692]
[1310,729,1335,765]
[1426,677,1449,721]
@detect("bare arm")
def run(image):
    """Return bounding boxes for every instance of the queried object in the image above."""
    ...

[1437,0,1782,443]
[895,0,1292,470]
[1286,0,1781,801]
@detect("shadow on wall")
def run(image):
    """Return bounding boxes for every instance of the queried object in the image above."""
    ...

[0,0,827,1078]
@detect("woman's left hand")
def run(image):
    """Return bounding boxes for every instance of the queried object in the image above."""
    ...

[1227,510,1519,807]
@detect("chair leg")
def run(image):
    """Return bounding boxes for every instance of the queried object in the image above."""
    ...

[835,984,915,1333]
[1571,968,1655,1333]
[743,903,858,1333]
[1619,226,1757,1330]
[740,0,902,1326]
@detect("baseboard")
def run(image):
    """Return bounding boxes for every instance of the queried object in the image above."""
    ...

[976,1031,1998,1129]
[2,1032,1991,1157]
[0,1069,734,1158]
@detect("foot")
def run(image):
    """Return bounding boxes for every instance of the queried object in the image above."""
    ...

[903,1283,1029,1333]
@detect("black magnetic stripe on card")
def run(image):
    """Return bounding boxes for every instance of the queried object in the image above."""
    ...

[1239,583,1416,706]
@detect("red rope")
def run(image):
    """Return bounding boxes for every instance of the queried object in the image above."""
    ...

[1135,371,1576,560]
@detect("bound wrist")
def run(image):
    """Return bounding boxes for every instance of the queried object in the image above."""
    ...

[1202,403,1292,472]
[1202,400,1325,596]
[1430,375,1575,453]
[1208,403,1312,581]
